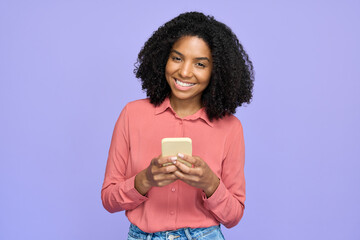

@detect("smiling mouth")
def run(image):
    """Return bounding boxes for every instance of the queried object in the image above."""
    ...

[174,78,196,87]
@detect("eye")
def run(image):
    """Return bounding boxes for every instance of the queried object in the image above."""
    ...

[171,56,182,62]
[196,62,206,68]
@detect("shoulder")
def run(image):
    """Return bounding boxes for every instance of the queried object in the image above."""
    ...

[116,99,155,128]
[213,114,243,133]
[218,115,245,151]
[117,98,156,123]
[122,98,154,114]
[125,98,153,109]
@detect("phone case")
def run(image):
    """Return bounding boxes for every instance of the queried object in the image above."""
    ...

[162,137,192,167]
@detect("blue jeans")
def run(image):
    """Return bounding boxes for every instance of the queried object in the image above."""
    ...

[127,223,225,240]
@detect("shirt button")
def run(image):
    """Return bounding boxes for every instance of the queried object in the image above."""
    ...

[170,211,174,215]
[171,187,176,192]
[179,121,183,125]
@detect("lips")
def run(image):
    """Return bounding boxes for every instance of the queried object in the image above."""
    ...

[174,78,195,90]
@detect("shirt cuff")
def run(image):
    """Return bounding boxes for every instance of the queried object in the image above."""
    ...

[124,175,149,202]
[202,180,227,210]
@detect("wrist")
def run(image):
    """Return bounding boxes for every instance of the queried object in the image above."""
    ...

[204,177,220,198]
[135,170,151,195]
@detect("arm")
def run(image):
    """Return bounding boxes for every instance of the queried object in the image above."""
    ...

[174,125,246,228]
[203,125,246,228]
[101,105,148,213]
[101,105,180,212]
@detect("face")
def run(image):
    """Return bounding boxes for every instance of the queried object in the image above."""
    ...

[165,36,213,106]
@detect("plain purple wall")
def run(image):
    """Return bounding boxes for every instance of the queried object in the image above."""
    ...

[1,1,359,239]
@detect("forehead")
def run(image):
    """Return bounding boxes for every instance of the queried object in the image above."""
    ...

[172,36,212,58]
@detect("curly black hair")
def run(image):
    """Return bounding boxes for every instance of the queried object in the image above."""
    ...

[134,11,254,121]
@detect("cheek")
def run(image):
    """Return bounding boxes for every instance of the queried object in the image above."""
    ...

[165,61,176,75]
[199,71,212,84]
[165,63,173,84]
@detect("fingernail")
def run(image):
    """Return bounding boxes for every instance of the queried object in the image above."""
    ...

[170,156,177,161]
[172,160,177,164]
[177,153,184,158]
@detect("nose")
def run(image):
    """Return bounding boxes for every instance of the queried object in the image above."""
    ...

[179,62,193,78]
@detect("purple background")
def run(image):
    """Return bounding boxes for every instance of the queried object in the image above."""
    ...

[1,1,359,239]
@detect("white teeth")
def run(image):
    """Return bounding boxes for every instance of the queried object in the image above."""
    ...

[175,79,195,87]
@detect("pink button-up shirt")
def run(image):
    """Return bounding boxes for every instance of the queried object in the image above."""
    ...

[101,98,246,233]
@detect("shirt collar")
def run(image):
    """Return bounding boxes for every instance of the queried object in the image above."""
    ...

[155,98,214,127]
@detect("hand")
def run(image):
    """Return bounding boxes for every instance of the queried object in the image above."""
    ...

[135,156,178,195]
[174,153,220,198]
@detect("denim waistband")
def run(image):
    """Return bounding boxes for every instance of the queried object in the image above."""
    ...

[128,223,224,240]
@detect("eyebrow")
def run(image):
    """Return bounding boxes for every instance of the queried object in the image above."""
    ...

[170,49,211,62]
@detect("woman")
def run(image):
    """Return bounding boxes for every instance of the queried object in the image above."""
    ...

[101,12,254,239]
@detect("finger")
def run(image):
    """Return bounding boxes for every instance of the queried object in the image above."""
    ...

[161,164,178,173]
[154,173,178,183]
[151,164,177,175]
[165,173,179,180]
[157,156,178,166]
[151,158,159,166]
[157,177,178,187]
[152,157,173,167]
[177,153,201,166]
[173,170,187,180]
[151,156,168,167]
[174,170,199,183]
[175,160,201,175]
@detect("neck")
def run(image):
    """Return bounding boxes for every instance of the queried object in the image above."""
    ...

[169,95,202,118]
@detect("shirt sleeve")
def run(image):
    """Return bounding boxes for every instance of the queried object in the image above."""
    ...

[202,122,246,228]
[101,105,148,213]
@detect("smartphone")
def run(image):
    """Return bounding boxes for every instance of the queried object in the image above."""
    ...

[161,137,192,167]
